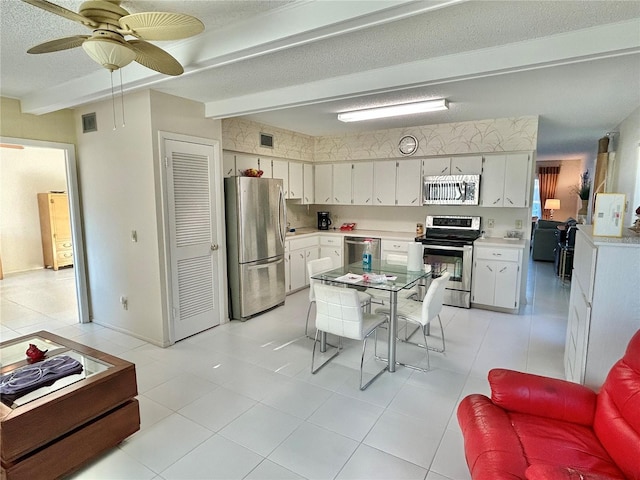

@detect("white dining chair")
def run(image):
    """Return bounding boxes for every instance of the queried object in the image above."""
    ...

[311,284,388,390]
[305,257,371,338]
[375,271,450,372]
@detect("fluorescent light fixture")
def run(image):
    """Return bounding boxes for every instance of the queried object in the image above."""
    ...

[338,99,449,122]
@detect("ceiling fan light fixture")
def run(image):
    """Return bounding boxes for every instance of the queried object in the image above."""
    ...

[338,99,449,122]
[82,37,135,71]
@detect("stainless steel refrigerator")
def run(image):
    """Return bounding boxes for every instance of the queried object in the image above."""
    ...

[224,176,286,320]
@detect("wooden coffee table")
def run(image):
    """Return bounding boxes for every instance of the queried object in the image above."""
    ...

[0,331,140,480]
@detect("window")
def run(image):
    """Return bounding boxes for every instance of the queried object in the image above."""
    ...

[532,178,542,219]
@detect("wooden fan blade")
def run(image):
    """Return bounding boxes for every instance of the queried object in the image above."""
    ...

[128,40,183,76]
[119,12,204,41]
[21,0,98,28]
[27,36,90,54]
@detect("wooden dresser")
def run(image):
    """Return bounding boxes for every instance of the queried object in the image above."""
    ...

[37,192,73,270]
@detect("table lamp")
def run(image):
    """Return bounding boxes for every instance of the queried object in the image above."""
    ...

[544,198,560,219]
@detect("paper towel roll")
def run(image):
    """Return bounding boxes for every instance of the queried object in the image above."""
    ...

[407,242,424,272]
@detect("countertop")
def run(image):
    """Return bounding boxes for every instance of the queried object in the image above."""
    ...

[285,228,417,241]
[578,224,640,247]
[475,237,526,248]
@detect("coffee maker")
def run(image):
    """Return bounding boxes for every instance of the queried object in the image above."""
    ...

[317,211,332,230]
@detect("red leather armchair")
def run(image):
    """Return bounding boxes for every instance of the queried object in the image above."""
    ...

[457,330,640,480]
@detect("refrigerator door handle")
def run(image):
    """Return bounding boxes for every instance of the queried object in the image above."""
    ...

[247,258,284,271]
[278,186,286,245]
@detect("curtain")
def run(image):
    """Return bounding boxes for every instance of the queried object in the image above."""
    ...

[538,166,560,219]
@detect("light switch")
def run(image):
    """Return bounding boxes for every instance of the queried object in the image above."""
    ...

[131,230,138,242]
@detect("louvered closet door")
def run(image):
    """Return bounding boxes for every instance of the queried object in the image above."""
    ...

[165,139,220,341]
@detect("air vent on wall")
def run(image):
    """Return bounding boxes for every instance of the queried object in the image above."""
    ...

[82,113,97,133]
[260,133,274,148]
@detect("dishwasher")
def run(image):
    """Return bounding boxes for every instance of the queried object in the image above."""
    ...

[344,236,381,265]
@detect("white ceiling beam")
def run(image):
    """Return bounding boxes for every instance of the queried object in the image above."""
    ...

[20,0,462,114]
[204,19,640,119]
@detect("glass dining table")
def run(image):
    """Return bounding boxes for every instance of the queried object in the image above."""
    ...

[310,260,431,373]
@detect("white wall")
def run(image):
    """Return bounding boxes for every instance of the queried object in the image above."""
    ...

[0,146,66,273]
[612,106,640,220]
[75,90,222,346]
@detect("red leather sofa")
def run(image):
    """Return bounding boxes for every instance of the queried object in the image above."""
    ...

[457,330,640,480]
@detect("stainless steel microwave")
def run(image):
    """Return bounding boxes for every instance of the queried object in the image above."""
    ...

[423,174,480,205]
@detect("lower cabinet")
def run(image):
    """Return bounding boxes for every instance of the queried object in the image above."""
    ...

[381,239,409,260]
[319,235,343,269]
[472,243,523,310]
[286,236,319,294]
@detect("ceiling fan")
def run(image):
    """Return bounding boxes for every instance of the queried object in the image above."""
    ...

[21,0,204,76]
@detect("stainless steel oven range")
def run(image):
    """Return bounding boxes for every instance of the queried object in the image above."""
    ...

[415,215,481,308]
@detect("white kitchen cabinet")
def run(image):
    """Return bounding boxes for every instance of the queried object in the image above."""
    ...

[373,160,397,206]
[564,226,640,388]
[223,151,236,177]
[396,159,422,206]
[303,163,314,204]
[422,156,482,176]
[233,153,272,178]
[289,162,303,199]
[353,162,374,205]
[319,235,343,268]
[271,159,289,196]
[480,153,530,207]
[472,242,523,311]
[314,164,332,204]
[286,235,319,293]
[332,163,352,204]
[381,239,409,260]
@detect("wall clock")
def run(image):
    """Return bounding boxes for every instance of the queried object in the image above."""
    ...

[398,135,418,156]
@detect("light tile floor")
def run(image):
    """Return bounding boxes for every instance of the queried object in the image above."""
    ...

[0,258,569,480]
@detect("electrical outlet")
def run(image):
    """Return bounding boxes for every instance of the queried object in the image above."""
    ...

[120,296,128,310]
[487,218,495,228]
[515,219,523,229]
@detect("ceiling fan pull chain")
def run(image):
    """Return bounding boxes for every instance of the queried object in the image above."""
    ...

[110,71,117,130]
[119,69,126,127]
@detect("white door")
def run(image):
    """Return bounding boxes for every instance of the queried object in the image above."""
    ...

[353,162,374,205]
[332,163,352,204]
[164,138,221,341]
[396,159,422,206]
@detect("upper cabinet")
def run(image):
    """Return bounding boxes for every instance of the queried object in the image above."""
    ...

[289,162,303,200]
[373,160,396,206]
[374,159,421,206]
[395,159,422,206]
[271,159,289,196]
[353,162,374,206]
[332,163,352,204]
[303,163,314,204]
[314,164,332,204]
[223,152,273,178]
[480,153,531,207]
[422,156,482,176]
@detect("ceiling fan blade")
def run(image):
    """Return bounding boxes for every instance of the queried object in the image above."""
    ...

[27,36,90,54]
[21,0,98,28]
[119,12,204,41]
[128,40,184,76]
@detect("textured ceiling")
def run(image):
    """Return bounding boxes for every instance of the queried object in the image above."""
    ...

[1,0,639,162]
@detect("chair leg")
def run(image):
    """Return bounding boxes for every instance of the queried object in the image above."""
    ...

[360,326,387,390]
[304,301,314,338]
[311,329,341,374]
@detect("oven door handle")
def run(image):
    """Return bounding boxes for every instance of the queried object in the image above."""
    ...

[422,244,471,252]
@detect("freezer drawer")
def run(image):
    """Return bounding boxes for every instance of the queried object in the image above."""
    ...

[231,256,285,320]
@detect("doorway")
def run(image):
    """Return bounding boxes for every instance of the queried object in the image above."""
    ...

[0,136,89,324]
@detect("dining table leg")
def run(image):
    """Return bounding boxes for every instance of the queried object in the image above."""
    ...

[388,290,398,372]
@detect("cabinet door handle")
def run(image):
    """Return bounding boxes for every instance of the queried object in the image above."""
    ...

[499,267,507,273]
[485,265,493,272]
[211,244,219,251]
[492,253,502,256]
